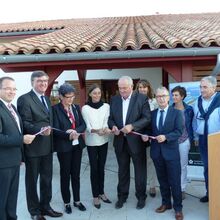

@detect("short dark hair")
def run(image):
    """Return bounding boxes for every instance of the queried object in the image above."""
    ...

[0,76,15,89]
[171,86,187,99]
[58,83,76,96]
[31,70,49,82]
[87,84,101,102]
[136,79,155,99]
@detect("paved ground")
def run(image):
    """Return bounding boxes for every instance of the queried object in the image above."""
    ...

[17,138,209,220]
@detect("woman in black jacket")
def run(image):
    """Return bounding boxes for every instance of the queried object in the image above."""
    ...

[53,83,86,214]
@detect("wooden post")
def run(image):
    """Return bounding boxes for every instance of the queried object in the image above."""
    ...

[208,132,220,220]
[77,69,87,107]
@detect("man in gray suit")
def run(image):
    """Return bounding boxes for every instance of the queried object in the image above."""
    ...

[0,76,35,220]
[108,76,151,210]
[17,71,62,220]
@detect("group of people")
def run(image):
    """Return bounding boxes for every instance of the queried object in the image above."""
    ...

[0,71,219,220]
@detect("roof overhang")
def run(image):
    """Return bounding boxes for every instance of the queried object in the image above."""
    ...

[0,47,219,73]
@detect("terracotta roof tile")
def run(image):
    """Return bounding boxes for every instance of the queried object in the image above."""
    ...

[0,13,220,55]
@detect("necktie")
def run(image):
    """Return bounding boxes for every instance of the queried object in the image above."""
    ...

[158,110,164,131]
[8,104,21,132]
[67,107,76,129]
[41,95,48,110]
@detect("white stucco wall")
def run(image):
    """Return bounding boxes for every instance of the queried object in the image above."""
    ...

[0,67,171,105]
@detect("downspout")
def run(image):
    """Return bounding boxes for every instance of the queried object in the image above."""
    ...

[1,47,220,64]
[211,53,220,76]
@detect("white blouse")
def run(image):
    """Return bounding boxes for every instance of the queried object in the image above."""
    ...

[82,103,110,146]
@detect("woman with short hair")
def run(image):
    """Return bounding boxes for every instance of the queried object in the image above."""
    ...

[53,83,86,214]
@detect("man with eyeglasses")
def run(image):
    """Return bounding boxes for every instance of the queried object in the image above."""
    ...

[193,76,220,203]
[17,71,62,220]
[142,87,183,220]
[0,76,36,220]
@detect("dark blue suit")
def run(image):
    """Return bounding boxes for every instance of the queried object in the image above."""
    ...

[0,100,23,220]
[53,103,86,203]
[150,106,183,212]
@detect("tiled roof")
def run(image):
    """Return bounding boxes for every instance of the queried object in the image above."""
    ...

[0,13,220,55]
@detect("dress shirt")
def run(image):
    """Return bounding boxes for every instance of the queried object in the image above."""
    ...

[122,93,132,126]
[156,105,169,129]
[0,98,21,132]
[33,89,48,109]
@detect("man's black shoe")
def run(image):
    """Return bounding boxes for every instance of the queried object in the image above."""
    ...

[41,209,63,217]
[31,215,46,220]
[115,200,125,209]
[136,199,145,209]
[73,202,86,211]
[200,195,209,203]
[65,204,72,214]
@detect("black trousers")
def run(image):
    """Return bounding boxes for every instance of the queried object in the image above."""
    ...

[0,166,20,220]
[153,153,182,212]
[115,138,146,201]
[57,145,82,204]
[87,143,108,198]
[25,154,53,216]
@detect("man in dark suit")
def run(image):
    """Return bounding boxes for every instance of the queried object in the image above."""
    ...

[0,76,35,220]
[142,87,183,220]
[108,76,151,209]
[17,71,62,220]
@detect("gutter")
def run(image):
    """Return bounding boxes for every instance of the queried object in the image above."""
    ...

[0,47,220,64]
[211,53,220,76]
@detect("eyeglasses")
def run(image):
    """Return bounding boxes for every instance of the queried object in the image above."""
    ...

[35,79,49,84]
[1,87,17,92]
[64,95,75,99]
[156,95,169,99]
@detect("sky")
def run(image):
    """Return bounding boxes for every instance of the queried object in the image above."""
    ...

[0,0,219,23]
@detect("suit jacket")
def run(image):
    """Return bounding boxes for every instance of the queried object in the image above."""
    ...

[108,91,151,154]
[0,100,23,168]
[150,106,183,161]
[17,90,53,157]
[52,102,86,152]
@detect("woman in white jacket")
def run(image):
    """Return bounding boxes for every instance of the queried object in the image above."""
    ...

[82,84,111,209]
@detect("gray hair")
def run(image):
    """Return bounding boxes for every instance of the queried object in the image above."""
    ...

[58,83,76,96]
[31,70,49,82]
[118,76,133,86]
[201,76,217,87]
[155,86,169,95]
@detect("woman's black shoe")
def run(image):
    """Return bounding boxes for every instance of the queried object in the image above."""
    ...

[65,204,72,214]
[93,198,101,209]
[74,202,86,211]
[99,195,112,203]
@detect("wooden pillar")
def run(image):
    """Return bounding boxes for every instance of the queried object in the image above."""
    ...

[181,62,193,82]
[162,69,169,88]
[77,69,87,107]
[44,67,63,96]
[163,62,182,83]
[163,61,193,83]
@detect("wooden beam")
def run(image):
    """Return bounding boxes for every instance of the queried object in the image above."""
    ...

[44,67,63,96]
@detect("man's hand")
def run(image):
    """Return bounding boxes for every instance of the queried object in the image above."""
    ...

[68,130,78,140]
[121,124,133,134]
[103,127,112,135]
[40,126,51,136]
[141,135,149,142]
[156,135,166,143]
[112,126,120,135]
[23,134,36,144]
